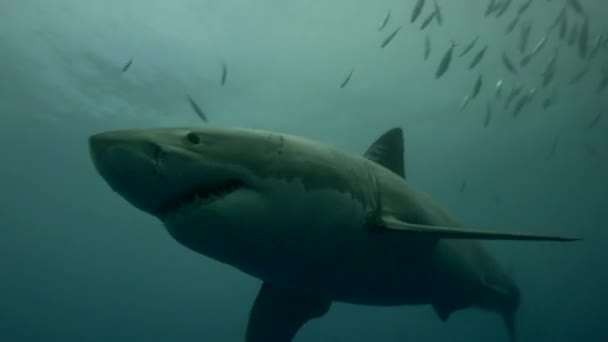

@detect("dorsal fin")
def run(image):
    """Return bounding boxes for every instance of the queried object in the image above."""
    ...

[364,127,406,179]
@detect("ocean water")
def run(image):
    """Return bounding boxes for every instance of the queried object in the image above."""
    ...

[0,0,606,341]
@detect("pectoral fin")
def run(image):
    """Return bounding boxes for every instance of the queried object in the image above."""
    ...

[381,215,580,242]
[246,283,331,342]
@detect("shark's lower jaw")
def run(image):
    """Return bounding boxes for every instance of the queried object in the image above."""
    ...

[156,179,243,219]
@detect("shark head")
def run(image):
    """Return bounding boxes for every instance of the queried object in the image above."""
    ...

[89,126,287,222]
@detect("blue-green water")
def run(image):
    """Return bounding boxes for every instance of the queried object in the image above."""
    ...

[0,0,606,341]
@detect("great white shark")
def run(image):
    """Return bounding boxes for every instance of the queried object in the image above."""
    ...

[88,126,578,342]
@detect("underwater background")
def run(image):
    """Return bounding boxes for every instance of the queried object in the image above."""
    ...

[1,0,606,341]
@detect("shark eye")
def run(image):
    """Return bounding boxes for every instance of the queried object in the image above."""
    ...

[186,132,200,145]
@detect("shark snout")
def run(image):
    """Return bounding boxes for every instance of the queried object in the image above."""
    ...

[88,131,167,214]
[89,131,160,169]
[89,132,115,167]
[89,131,130,164]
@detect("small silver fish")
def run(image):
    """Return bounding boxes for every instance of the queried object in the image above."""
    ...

[519,20,532,53]
[558,11,568,40]
[505,15,520,34]
[471,74,483,99]
[505,85,523,109]
[459,36,479,57]
[460,95,471,112]
[495,0,514,18]
[519,36,547,67]
[512,93,530,117]
[517,0,534,15]
[411,0,426,23]
[531,35,548,56]
[496,80,504,99]
[435,41,457,79]
[381,26,401,48]
[186,95,208,122]
[550,6,566,31]
[121,58,133,73]
[340,68,355,88]
[541,48,559,88]
[378,9,391,31]
[567,0,584,15]
[527,87,538,103]
[485,0,498,17]
[484,102,492,128]
[221,61,228,87]
[541,65,555,88]
[542,89,557,110]
[424,35,431,60]
[502,52,518,74]
[434,1,443,26]
[568,66,589,85]
[468,45,488,69]
[520,53,533,67]
[420,10,437,30]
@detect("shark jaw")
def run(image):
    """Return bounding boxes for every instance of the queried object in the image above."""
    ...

[155,179,244,220]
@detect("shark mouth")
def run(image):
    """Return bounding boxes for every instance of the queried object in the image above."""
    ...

[157,179,243,217]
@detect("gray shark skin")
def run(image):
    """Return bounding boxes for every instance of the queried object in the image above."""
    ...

[89,126,578,342]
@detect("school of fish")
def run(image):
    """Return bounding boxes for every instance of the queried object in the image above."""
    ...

[372,0,605,155]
